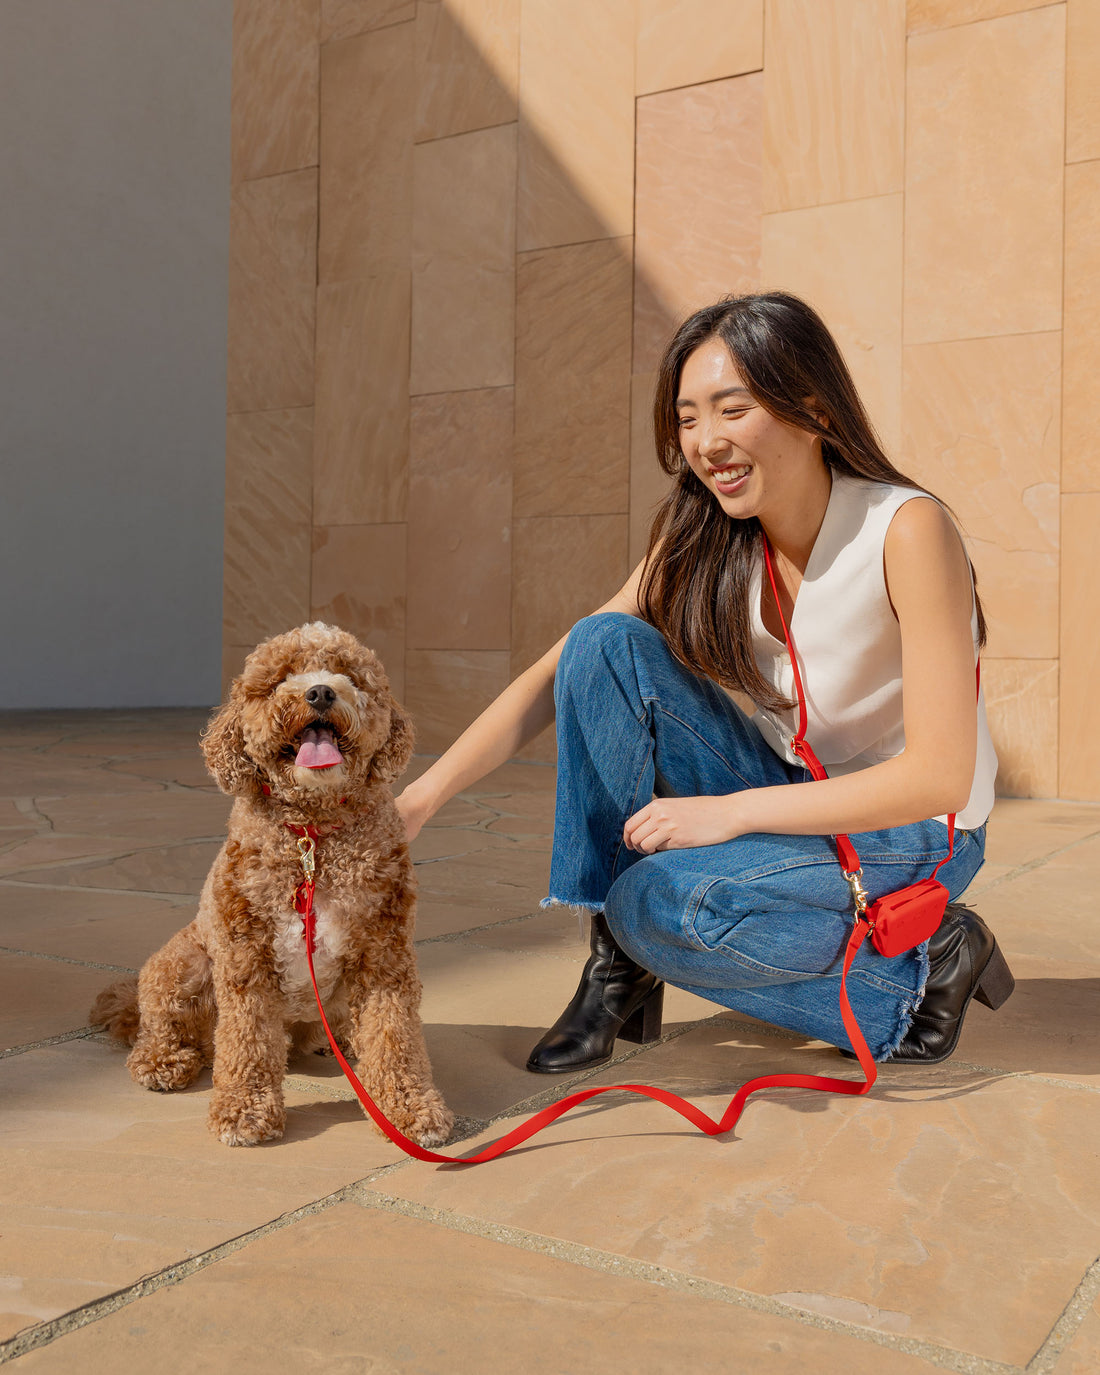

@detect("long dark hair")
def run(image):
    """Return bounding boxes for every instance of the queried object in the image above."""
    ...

[637,292,986,711]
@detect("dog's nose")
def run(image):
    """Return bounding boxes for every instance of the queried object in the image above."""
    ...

[305,684,336,711]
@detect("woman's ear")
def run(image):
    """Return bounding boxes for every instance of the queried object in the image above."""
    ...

[371,698,415,785]
[200,686,263,798]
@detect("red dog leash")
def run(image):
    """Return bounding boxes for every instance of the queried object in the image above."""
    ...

[288,828,878,1165]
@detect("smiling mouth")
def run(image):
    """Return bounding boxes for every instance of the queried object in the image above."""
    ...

[710,464,751,488]
[292,723,344,770]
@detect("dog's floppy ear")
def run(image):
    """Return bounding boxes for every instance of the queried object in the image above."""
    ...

[371,698,415,785]
[201,684,263,799]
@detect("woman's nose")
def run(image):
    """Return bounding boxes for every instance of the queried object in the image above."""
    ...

[696,422,730,459]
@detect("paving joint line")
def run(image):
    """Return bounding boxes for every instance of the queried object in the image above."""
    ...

[0,1027,99,1060]
[973,825,1100,896]
[1025,1253,1100,1373]
[352,1190,1021,1375]
[0,945,136,974]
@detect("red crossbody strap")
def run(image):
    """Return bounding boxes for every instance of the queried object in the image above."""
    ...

[760,537,962,882]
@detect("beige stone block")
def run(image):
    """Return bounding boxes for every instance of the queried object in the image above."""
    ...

[510,514,630,677]
[312,273,410,527]
[410,125,516,395]
[415,0,519,142]
[320,0,413,44]
[1060,495,1100,801]
[1063,160,1100,493]
[763,0,905,213]
[222,643,252,697]
[636,0,763,95]
[633,74,763,374]
[11,1201,959,1374]
[762,195,903,457]
[310,523,407,699]
[0,953,120,1050]
[904,7,1065,344]
[629,371,671,569]
[981,659,1059,799]
[514,239,632,518]
[226,170,317,414]
[318,24,413,283]
[12,842,223,897]
[231,0,319,183]
[901,333,1061,659]
[517,0,634,250]
[908,0,1061,30]
[1068,0,1100,163]
[404,650,511,755]
[407,389,512,650]
[378,1029,1100,1368]
[0,888,195,970]
[223,409,313,647]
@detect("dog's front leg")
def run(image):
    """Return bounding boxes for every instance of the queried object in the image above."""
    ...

[346,939,454,1149]
[207,956,287,1147]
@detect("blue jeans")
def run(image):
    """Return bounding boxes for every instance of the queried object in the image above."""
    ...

[544,614,987,1060]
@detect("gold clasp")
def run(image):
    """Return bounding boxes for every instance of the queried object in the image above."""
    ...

[296,834,316,880]
[844,866,870,918]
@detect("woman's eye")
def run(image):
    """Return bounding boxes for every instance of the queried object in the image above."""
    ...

[676,415,694,427]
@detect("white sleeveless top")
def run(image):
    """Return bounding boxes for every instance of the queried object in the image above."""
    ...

[746,472,997,831]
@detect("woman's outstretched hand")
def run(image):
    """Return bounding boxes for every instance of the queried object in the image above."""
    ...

[623,795,742,853]
[393,785,430,845]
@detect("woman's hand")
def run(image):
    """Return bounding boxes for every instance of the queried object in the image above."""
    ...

[393,783,432,845]
[623,795,744,853]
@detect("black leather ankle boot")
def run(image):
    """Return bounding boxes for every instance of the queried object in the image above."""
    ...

[525,912,664,1073]
[888,904,1014,1063]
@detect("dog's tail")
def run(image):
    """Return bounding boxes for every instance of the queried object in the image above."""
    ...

[89,977,140,1045]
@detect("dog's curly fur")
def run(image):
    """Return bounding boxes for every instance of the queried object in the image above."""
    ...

[90,622,454,1148]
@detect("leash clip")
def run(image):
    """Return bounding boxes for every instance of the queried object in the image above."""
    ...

[296,834,316,880]
[844,866,870,920]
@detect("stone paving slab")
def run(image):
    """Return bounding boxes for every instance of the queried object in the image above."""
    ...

[8,1202,954,1375]
[0,887,192,968]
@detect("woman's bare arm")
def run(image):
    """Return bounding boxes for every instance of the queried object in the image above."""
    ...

[623,499,979,852]
[396,556,651,841]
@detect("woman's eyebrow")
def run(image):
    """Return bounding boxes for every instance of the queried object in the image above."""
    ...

[675,386,753,408]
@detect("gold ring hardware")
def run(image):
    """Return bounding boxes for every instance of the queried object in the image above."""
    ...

[296,834,316,879]
[844,866,870,918]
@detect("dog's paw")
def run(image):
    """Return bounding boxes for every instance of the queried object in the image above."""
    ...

[128,1044,205,1092]
[208,1090,285,1147]
[376,1090,455,1149]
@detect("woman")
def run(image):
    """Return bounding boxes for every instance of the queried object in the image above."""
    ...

[396,292,1014,1075]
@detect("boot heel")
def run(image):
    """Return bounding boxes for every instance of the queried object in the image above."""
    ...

[618,982,664,1045]
[973,943,1015,1011]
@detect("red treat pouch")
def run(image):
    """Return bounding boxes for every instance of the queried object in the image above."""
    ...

[866,878,949,957]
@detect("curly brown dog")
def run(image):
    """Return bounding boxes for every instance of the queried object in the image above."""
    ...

[90,622,454,1148]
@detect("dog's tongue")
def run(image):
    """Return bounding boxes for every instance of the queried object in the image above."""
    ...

[294,726,343,770]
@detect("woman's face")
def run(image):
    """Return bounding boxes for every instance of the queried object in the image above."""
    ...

[675,338,826,531]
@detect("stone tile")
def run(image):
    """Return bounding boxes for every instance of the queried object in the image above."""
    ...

[379,1022,1100,1367]
[404,650,511,755]
[226,169,317,414]
[763,0,905,213]
[908,0,1061,29]
[636,0,763,95]
[634,75,763,374]
[981,797,1100,870]
[410,125,516,395]
[102,748,214,791]
[0,954,119,1049]
[412,838,550,921]
[1060,495,1100,801]
[312,273,410,526]
[904,7,1065,344]
[0,887,193,969]
[32,791,230,844]
[981,660,1059,799]
[223,408,314,647]
[12,842,223,897]
[9,1202,951,1374]
[318,23,413,283]
[514,239,632,518]
[320,0,412,43]
[1063,159,1100,494]
[407,389,512,651]
[0,753,163,799]
[221,644,252,699]
[1067,0,1100,164]
[979,837,1100,970]
[510,514,630,677]
[415,0,519,142]
[516,0,635,250]
[0,1040,408,1339]
[0,834,175,878]
[762,194,903,458]
[1054,1284,1100,1375]
[310,524,407,700]
[231,0,319,183]
[629,371,670,568]
[901,333,1060,659]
